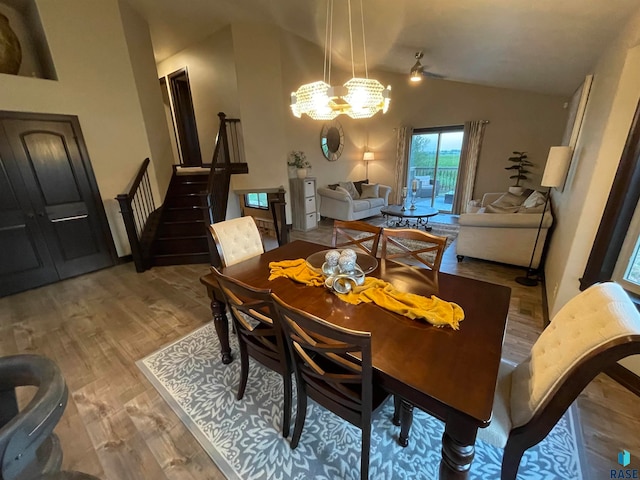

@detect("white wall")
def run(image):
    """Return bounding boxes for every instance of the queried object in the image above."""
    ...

[0,0,169,257]
[157,25,240,166]
[119,0,174,197]
[545,6,640,374]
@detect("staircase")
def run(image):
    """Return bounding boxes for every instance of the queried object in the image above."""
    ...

[152,169,210,266]
[117,112,249,272]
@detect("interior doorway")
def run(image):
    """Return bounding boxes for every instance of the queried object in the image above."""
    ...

[165,68,202,167]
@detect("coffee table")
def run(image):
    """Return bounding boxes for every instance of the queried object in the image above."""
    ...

[381,204,439,231]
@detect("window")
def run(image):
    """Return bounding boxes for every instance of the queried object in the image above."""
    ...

[613,203,640,295]
[581,98,640,292]
[245,192,269,210]
[407,126,464,213]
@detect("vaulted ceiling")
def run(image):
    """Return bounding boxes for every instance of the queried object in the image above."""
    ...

[125,0,640,95]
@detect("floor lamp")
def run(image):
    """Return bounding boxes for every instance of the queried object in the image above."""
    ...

[363,150,375,178]
[516,146,572,286]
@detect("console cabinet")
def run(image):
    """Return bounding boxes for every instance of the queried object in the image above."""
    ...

[289,177,317,231]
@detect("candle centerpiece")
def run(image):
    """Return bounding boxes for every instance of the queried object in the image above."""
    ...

[322,249,365,294]
[401,186,408,211]
[410,178,419,210]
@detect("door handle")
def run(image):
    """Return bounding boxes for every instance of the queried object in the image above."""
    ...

[50,214,88,223]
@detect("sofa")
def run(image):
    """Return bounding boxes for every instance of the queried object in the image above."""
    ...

[456,192,553,268]
[318,181,391,221]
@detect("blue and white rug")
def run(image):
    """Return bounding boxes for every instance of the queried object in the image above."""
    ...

[138,323,586,480]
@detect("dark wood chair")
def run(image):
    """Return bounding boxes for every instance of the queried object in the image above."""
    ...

[211,267,292,437]
[477,282,640,479]
[381,228,446,271]
[332,220,382,256]
[271,294,392,480]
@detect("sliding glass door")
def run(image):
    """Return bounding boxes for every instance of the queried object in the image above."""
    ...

[407,126,464,213]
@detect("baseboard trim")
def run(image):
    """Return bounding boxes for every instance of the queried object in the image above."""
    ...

[117,254,133,265]
[605,363,640,397]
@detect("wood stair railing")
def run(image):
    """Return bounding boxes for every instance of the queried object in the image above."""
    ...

[116,158,158,272]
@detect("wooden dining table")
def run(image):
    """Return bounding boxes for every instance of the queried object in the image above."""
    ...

[200,240,511,480]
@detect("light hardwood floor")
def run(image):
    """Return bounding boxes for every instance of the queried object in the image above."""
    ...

[1,216,638,479]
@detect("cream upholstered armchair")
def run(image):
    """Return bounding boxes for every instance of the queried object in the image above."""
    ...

[478,282,640,479]
[209,216,264,268]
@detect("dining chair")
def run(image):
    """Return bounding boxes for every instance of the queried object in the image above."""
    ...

[271,294,392,480]
[477,282,640,479]
[380,228,447,271]
[209,216,264,267]
[332,220,382,256]
[210,267,292,437]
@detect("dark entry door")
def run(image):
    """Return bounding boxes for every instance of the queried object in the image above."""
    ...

[0,114,115,296]
[0,143,58,293]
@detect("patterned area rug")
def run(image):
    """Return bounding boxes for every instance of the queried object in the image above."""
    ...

[138,324,585,480]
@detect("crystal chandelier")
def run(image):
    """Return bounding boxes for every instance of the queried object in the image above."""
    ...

[290,0,391,120]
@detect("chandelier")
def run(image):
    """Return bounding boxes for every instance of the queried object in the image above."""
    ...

[290,0,391,120]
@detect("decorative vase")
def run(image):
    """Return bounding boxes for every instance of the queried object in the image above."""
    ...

[0,14,22,75]
[296,168,307,179]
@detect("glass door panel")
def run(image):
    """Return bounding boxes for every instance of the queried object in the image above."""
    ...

[407,128,463,213]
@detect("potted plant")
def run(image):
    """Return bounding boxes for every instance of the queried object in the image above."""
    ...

[288,150,311,179]
[505,151,533,194]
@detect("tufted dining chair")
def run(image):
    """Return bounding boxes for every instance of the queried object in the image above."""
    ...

[209,216,264,268]
[478,282,640,479]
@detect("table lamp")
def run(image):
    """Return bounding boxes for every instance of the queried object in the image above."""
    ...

[516,146,572,286]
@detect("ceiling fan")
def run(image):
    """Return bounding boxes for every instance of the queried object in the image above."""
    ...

[409,51,445,82]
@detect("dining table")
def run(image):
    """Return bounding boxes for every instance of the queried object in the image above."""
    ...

[200,240,511,480]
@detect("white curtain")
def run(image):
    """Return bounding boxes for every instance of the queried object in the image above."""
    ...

[452,120,488,214]
[393,126,413,204]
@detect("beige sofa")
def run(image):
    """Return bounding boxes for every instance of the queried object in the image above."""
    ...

[456,192,553,268]
[318,183,391,221]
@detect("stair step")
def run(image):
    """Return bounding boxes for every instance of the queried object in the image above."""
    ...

[159,220,207,237]
[165,193,205,208]
[154,235,208,255]
[171,181,209,194]
[152,252,210,266]
[163,207,203,222]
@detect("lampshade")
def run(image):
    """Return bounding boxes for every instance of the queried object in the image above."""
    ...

[541,146,572,187]
[363,151,375,161]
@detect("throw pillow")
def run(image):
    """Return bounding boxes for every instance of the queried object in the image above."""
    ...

[335,186,351,197]
[353,179,369,195]
[522,190,546,208]
[339,181,360,199]
[491,192,528,208]
[519,204,545,213]
[485,204,521,213]
[360,183,379,199]
[327,183,339,190]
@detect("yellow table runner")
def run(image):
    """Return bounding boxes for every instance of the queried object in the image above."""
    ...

[268,258,464,329]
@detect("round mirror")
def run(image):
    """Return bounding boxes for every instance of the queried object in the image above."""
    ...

[320,121,344,161]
